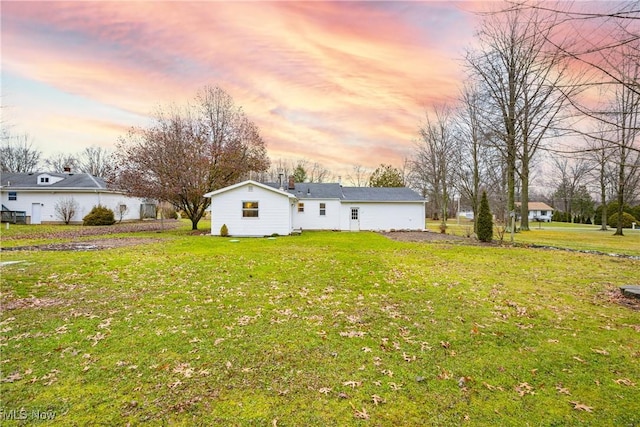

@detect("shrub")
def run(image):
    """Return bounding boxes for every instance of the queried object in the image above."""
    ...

[55,197,79,225]
[477,191,493,243]
[83,205,116,226]
[595,202,634,225]
[608,212,637,229]
[220,224,229,237]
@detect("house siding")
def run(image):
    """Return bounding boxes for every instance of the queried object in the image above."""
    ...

[1,190,147,224]
[339,202,425,231]
[292,199,341,230]
[210,184,293,236]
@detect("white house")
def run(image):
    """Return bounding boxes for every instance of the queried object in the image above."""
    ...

[516,202,554,222]
[0,172,155,224]
[204,179,426,237]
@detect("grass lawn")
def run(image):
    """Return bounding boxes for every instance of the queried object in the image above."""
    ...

[1,222,639,425]
[432,220,640,257]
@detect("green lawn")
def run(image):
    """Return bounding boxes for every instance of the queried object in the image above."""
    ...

[1,224,638,425]
[432,220,640,257]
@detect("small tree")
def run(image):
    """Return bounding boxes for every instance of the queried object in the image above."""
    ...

[115,203,129,223]
[477,191,493,243]
[220,224,229,237]
[54,197,79,224]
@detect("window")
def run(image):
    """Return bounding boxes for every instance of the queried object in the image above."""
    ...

[248,185,254,192]
[540,210,547,216]
[298,202,305,213]
[319,203,326,216]
[351,208,359,220]
[242,201,259,218]
[40,177,49,183]
[8,191,17,201]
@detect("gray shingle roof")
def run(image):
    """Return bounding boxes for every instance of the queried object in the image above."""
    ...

[341,186,424,202]
[1,172,107,189]
[264,182,424,202]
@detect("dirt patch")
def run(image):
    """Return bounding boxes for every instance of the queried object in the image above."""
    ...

[2,297,66,311]
[379,230,474,243]
[2,237,164,252]
[602,288,640,311]
[1,219,182,242]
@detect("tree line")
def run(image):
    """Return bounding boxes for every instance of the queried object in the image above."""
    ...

[407,1,639,236]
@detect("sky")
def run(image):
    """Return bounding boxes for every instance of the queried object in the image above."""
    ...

[2,1,482,178]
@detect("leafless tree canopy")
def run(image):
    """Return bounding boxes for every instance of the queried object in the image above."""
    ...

[54,197,79,224]
[44,153,78,173]
[1,132,41,173]
[111,85,270,230]
[77,146,114,177]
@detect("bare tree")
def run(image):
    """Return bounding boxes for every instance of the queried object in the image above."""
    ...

[608,46,640,235]
[1,132,41,173]
[346,165,370,187]
[411,106,457,226]
[54,197,79,224]
[467,4,577,231]
[112,86,269,230]
[77,146,114,177]
[44,153,78,173]
[115,202,129,223]
[584,126,618,230]
[549,156,591,222]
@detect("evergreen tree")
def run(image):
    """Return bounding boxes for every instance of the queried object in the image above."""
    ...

[477,191,493,242]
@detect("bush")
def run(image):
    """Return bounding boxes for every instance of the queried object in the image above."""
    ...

[83,205,116,226]
[595,202,634,225]
[477,191,493,243]
[608,212,637,229]
[220,224,229,237]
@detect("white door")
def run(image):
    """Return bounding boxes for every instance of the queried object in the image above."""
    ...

[31,203,42,224]
[350,207,360,231]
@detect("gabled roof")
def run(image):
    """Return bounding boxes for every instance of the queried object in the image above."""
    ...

[1,172,107,189]
[265,182,344,199]
[264,182,425,202]
[204,180,296,199]
[516,202,554,211]
[341,186,424,202]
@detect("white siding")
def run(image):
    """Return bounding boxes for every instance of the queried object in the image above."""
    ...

[292,199,341,230]
[339,202,425,231]
[1,191,147,224]
[210,184,293,237]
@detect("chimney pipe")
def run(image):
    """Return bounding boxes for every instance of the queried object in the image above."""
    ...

[63,166,71,173]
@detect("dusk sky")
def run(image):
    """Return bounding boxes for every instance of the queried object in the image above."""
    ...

[2,1,483,178]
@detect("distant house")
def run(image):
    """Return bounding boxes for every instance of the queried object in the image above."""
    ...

[0,172,155,224]
[204,178,426,237]
[517,202,554,222]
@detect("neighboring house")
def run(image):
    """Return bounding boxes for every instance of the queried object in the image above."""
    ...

[516,202,554,222]
[204,178,426,237]
[0,172,155,224]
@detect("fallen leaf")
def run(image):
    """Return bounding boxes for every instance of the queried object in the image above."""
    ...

[318,387,332,395]
[555,385,570,395]
[389,382,403,391]
[515,382,535,396]
[614,378,636,387]
[371,394,385,406]
[570,401,593,412]
[343,380,362,388]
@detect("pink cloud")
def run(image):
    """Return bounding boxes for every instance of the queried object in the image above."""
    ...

[2,1,477,175]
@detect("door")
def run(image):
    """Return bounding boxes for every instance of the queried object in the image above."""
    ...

[31,203,42,224]
[350,207,360,231]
